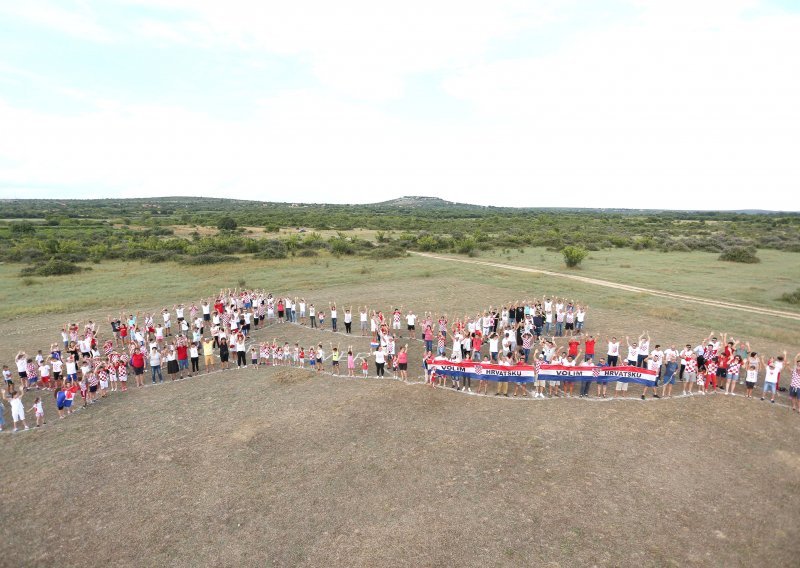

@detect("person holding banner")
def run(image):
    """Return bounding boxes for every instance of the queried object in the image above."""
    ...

[473,355,488,395]
[561,351,580,398]
[579,357,594,397]
[512,356,529,398]
[594,357,610,398]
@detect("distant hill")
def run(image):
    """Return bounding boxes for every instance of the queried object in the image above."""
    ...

[375,196,460,208]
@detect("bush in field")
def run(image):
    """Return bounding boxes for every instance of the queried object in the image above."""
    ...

[454,237,477,255]
[329,237,355,256]
[718,246,760,264]
[368,245,406,260]
[216,217,238,232]
[779,288,800,305]
[179,253,239,265]
[298,249,318,257]
[562,245,588,268]
[255,239,287,259]
[9,221,36,235]
[20,259,85,277]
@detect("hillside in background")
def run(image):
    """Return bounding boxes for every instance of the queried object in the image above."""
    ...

[0,196,799,272]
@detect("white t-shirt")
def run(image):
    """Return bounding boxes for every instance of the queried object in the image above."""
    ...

[764,367,779,384]
[406,314,416,326]
[650,349,663,366]
[638,340,650,356]
[52,360,63,374]
[607,342,619,356]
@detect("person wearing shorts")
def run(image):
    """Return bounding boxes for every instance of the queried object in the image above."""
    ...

[202,338,215,373]
[762,361,779,402]
[614,379,629,397]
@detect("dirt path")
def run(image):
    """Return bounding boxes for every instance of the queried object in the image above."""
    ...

[412,252,800,322]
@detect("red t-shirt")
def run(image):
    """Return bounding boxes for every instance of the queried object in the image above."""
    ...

[176,345,188,360]
[568,340,579,357]
[131,353,145,368]
[584,339,596,355]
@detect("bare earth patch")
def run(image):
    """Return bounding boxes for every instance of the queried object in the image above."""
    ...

[2,365,799,567]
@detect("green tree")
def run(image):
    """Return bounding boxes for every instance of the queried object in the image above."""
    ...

[10,221,36,235]
[562,245,588,268]
[217,216,238,232]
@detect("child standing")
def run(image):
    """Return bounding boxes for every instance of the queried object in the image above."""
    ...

[347,348,355,377]
[29,397,45,427]
[7,389,28,431]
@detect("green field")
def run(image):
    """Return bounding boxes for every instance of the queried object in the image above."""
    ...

[479,247,800,311]
[1,249,798,359]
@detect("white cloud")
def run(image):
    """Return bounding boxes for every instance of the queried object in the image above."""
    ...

[122,0,556,99]
[0,1,798,209]
[0,1,113,42]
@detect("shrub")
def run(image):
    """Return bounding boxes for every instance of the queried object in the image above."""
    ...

[779,288,800,305]
[367,246,406,260]
[255,239,288,259]
[329,237,355,256]
[9,221,36,235]
[179,253,239,265]
[562,245,588,268]
[454,237,477,255]
[216,217,238,232]
[298,249,318,257]
[718,246,760,264]
[20,259,85,277]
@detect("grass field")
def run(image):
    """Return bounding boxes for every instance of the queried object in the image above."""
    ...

[480,247,800,311]
[2,251,800,566]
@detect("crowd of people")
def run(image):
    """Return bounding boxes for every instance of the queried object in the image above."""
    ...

[2,289,799,433]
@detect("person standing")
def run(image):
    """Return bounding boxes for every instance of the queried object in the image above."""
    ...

[788,356,800,412]
[6,388,28,431]
[762,359,781,403]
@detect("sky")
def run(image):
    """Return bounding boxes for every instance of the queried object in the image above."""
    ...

[0,0,798,210]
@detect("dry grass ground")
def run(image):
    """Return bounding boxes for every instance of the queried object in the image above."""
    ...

[2,252,800,566]
[2,364,799,567]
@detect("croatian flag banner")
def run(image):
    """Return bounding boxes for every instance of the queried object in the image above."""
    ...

[428,359,536,383]
[538,364,657,386]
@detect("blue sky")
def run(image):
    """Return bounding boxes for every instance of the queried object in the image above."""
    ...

[0,0,798,209]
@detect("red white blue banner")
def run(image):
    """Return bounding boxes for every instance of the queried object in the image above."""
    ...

[427,360,657,386]
[538,364,657,386]
[428,359,536,383]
